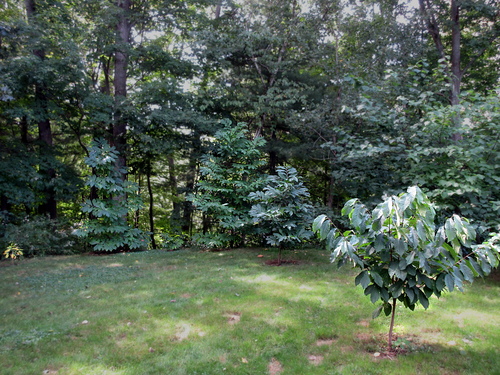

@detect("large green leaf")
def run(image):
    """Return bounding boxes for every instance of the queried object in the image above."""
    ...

[370,270,384,287]
[355,270,370,289]
[418,289,429,309]
[444,273,455,292]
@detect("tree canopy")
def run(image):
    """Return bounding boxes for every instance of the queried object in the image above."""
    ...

[0,0,499,255]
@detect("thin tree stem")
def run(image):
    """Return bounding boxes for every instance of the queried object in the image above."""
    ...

[388,298,397,349]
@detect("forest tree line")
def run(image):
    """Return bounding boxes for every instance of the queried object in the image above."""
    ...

[0,0,499,255]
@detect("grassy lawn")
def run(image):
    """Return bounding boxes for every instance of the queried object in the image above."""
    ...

[1,248,499,375]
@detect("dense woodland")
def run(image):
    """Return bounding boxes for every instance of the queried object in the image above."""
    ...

[1,0,499,255]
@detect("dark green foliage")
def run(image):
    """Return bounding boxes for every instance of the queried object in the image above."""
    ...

[249,166,313,250]
[1,0,500,253]
[188,120,267,248]
[76,139,149,252]
[403,90,500,229]
[340,63,500,229]
[0,142,82,217]
[160,233,185,251]
[1,216,83,257]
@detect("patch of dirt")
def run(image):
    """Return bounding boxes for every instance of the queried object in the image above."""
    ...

[115,333,127,348]
[371,350,399,360]
[357,319,371,327]
[268,358,283,375]
[174,323,191,341]
[42,369,59,374]
[366,334,435,360]
[421,327,442,333]
[308,355,324,366]
[316,338,335,346]
[340,345,354,353]
[264,259,300,266]
[224,312,241,325]
[355,332,373,342]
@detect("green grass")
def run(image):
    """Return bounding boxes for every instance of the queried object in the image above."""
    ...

[1,248,499,375]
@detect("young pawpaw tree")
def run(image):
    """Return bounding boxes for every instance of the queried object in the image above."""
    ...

[313,186,500,348]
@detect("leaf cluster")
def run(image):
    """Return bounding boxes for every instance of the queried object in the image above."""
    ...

[313,186,500,317]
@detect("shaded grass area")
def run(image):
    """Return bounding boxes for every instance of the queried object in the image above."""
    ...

[0,248,499,374]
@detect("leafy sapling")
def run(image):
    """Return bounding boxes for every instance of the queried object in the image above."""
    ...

[313,186,500,349]
[77,139,149,252]
[249,166,313,265]
[188,120,267,248]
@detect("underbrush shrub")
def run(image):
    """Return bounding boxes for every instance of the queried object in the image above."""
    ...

[1,216,84,257]
[190,232,232,250]
[160,233,186,251]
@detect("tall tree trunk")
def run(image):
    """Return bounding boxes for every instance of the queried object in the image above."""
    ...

[214,0,222,18]
[168,156,182,232]
[450,0,462,108]
[110,0,132,242]
[449,0,463,141]
[182,152,197,234]
[26,0,57,219]
[419,0,463,140]
[269,129,278,174]
[20,116,29,145]
[113,0,131,178]
[326,172,335,210]
[146,161,157,249]
[0,195,10,213]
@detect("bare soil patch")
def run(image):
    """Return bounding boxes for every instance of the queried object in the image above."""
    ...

[316,338,335,346]
[224,312,241,325]
[357,319,371,327]
[268,358,283,375]
[308,354,324,365]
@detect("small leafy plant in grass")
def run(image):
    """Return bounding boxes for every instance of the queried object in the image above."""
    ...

[2,243,23,262]
[313,186,500,349]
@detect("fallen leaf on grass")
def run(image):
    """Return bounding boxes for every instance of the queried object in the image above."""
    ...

[241,357,248,363]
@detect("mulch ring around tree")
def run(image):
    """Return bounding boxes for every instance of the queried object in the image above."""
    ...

[361,334,435,359]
